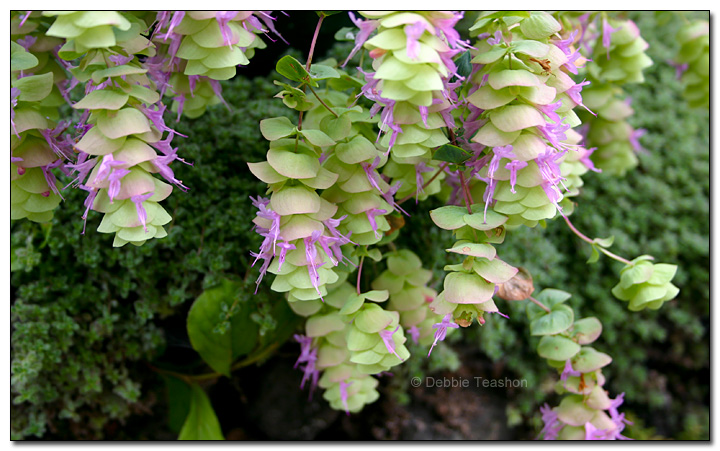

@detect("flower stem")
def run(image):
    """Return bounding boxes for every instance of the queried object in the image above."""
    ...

[306,15,325,71]
[528,296,551,313]
[307,84,339,118]
[146,341,282,384]
[297,15,325,131]
[398,162,449,205]
[458,170,474,215]
[356,256,365,295]
[563,215,632,265]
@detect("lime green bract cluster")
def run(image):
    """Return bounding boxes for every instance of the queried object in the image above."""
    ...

[45,11,174,246]
[532,289,628,440]
[675,20,709,109]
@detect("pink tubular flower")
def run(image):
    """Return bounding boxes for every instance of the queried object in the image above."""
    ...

[361,156,383,193]
[131,192,154,232]
[304,230,326,299]
[342,12,379,67]
[366,208,388,239]
[540,179,563,213]
[488,145,515,179]
[40,160,64,199]
[602,18,621,59]
[339,380,354,415]
[487,30,503,46]
[538,100,563,125]
[428,313,459,356]
[215,11,239,47]
[408,325,420,344]
[379,325,403,361]
[580,147,602,173]
[414,162,433,200]
[18,11,32,28]
[107,168,130,202]
[629,128,648,154]
[17,35,36,50]
[161,11,185,41]
[554,30,578,56]
[405,21,429,59]
[566,80,595,116]
[294,335,319,399]
[538,403,563,440]
[481,176,497,223]
[505,160,528,193]
[79,185,98,234]
[276,240,296,271]
[382,181,409,216]
[560,359,582,388]
[40,121,74,160]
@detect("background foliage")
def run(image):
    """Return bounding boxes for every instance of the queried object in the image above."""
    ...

[10,11,708,440]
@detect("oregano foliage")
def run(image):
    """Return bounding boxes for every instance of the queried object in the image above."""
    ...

[10,10,704,441]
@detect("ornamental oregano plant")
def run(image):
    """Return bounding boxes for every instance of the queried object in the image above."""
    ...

[10,10,702,441]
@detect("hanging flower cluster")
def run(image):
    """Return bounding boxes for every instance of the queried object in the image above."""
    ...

[573,14,653,176]
[428,205,516,330]
[371,249,441,345]
[303,87,397,246]
[148,11,279,120]
[11,10,691,441]
[43,11,177,246]
[611,256,680,311]
[9,10,276,248]
[533,289,630,440]
[10,39,67,223]
[351,11,473,201]
[673,19,709,109]
[580,84,642,175]
[465,11,596,228]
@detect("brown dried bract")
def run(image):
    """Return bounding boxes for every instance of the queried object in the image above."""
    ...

[528,57,552,75]
[496,267,534,301]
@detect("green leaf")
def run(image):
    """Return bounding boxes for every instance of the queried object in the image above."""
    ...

[73,88,129,110]
[162,375,192,434]
[429,206,467,230]
[433,144,471,164]
[91,64,147,84]
[11,42,38,72]
[530,304,574,336]
[537,335,580,361]
[556,394,595,427]
[178,384,224,440]
[12,73,54,102]
[318,11,342,17]
[187,279,259,377]
[587,245,600,264]
[309,64,340,81]
[96,108,151,139]
[455,51,472,79]
[334,27,356,42]
[463,208,508,231]
[593,235,615,248]
[301,129,335,147]
[519,12,562,40]
[572,317,603,345]
[260,116,296,141]
[571,347,612,373]
[276,55,314,85]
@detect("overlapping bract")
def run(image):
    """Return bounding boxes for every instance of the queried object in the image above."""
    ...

[43,11,176,246]
[578,15,653,175]
[611,256,679,311]
[532,289,630,440]
[674,20,709,109]
[466,11,596,227]
[11,42,64,223]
